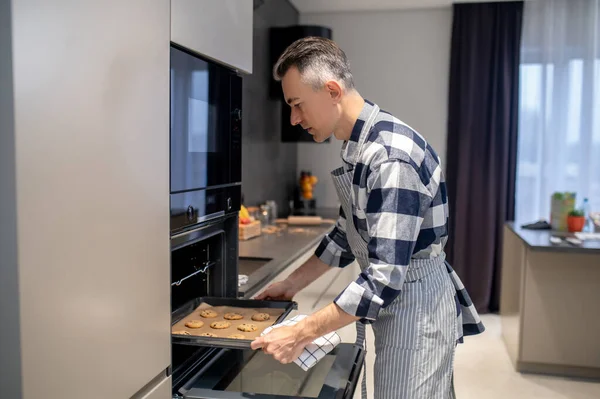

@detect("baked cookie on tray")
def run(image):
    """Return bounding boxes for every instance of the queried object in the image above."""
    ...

[228,334,246,339]
[199,332,218,337]
[173,330,191,335]
[237,323,257,332]
[251,313,270,321]
[223,312,244,320]
[185,320,204,329]
[210,321,231,329]
[199,309,219,318]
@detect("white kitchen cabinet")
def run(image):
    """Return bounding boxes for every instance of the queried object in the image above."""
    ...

[139,376,172,399]
[171,0,253,74]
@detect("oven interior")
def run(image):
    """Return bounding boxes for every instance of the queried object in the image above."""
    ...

[169,215,364,399]
[170,216,238,392]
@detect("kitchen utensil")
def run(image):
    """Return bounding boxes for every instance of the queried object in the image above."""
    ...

[287,216,323,225]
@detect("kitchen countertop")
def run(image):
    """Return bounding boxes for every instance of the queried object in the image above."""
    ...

[506,221,600,254]
[238,222,334,299]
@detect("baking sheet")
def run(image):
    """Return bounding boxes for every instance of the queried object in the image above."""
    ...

[171,297,297,349]
[172,303,285,340]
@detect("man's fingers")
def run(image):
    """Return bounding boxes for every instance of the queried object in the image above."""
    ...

[280,356,291,364]
[250,337,264,350]
[273,352,282,362]
[255,287,276,300]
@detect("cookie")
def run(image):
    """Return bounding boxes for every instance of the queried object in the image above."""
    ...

[228,334,246,339]
[199,332,217,337]
[251,313,270,322]
[185,320,204,329]
[200,309,218,318]
[223,312,244,320]
[173,330,191,335]
[237,323,257,332]
[210,321,231,329]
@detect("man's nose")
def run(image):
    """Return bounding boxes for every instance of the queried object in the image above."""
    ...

[290,108,302,126]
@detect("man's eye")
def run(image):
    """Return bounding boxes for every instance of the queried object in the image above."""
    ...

[294,103,301,108]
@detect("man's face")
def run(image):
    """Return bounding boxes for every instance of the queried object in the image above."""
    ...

[281,67,339,143]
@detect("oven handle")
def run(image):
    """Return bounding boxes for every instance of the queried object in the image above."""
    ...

[171,211,226,240]
[197,211,226,224]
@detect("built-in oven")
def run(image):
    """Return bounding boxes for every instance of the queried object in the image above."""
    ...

[170,216,365,399]
[170,215,238,389]
[170,43,242,194]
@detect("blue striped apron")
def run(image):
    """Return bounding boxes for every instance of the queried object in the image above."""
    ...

[331,166,457,399]
[329,103,484,398]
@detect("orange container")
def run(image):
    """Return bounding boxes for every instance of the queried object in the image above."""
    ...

[567,216,585,232]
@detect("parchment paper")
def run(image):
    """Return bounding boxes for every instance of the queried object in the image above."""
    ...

[171,302,286,341]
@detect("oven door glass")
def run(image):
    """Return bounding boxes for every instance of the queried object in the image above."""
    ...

[170,45,240,192]
[180,343,364,399]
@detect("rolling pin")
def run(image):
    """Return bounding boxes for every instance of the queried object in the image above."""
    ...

[286,216,323,225]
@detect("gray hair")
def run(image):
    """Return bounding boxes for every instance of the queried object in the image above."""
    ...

[273,36,355,91]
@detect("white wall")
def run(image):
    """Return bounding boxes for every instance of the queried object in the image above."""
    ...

[297,8,452,208]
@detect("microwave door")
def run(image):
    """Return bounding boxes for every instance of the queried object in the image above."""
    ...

[170,45,240,193]
[180,343,365,399]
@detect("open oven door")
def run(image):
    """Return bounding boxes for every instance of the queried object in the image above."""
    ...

[174,343,365,399]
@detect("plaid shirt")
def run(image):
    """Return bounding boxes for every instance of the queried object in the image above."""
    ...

[315,100,449,322]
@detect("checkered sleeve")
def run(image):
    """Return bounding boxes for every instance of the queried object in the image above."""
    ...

[314,206,356,268]
[334,160,433,322]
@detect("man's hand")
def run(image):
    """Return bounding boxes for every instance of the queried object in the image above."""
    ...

[250,324,308,364]
[254,280,296,301]
[250,303,360,366]
[254,255,333,301]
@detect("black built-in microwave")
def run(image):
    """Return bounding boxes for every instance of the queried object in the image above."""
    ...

[170,43,242,234]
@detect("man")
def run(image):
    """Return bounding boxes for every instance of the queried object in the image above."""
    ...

[251,37,484,399]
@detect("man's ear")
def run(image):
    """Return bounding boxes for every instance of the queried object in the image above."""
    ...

[324,80,343,103]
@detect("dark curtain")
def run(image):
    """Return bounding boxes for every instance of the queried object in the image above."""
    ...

[445,1,523,313]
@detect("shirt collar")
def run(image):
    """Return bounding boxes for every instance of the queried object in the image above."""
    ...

[341,99,377,167]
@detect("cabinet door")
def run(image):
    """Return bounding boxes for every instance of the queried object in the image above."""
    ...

[171,0,253,74]
[11,1,171,397]
[140,376,171,399]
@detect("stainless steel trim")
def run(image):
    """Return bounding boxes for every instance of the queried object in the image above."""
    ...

[197,210,225,224]
[130,369,170,399]
[170,182,241,195]
[170,211,226,240]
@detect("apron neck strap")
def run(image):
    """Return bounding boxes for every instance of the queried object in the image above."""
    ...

[342,103,380,168]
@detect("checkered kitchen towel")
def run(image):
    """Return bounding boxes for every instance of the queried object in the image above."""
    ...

[261,314,341,371]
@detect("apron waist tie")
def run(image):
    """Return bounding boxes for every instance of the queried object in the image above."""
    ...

[404,254,447,282]
[356,321,368,399]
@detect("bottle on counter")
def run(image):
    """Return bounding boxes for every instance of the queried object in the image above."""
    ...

[582,198,593,232]
[259,204,271,226]
[265,200,278,224]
